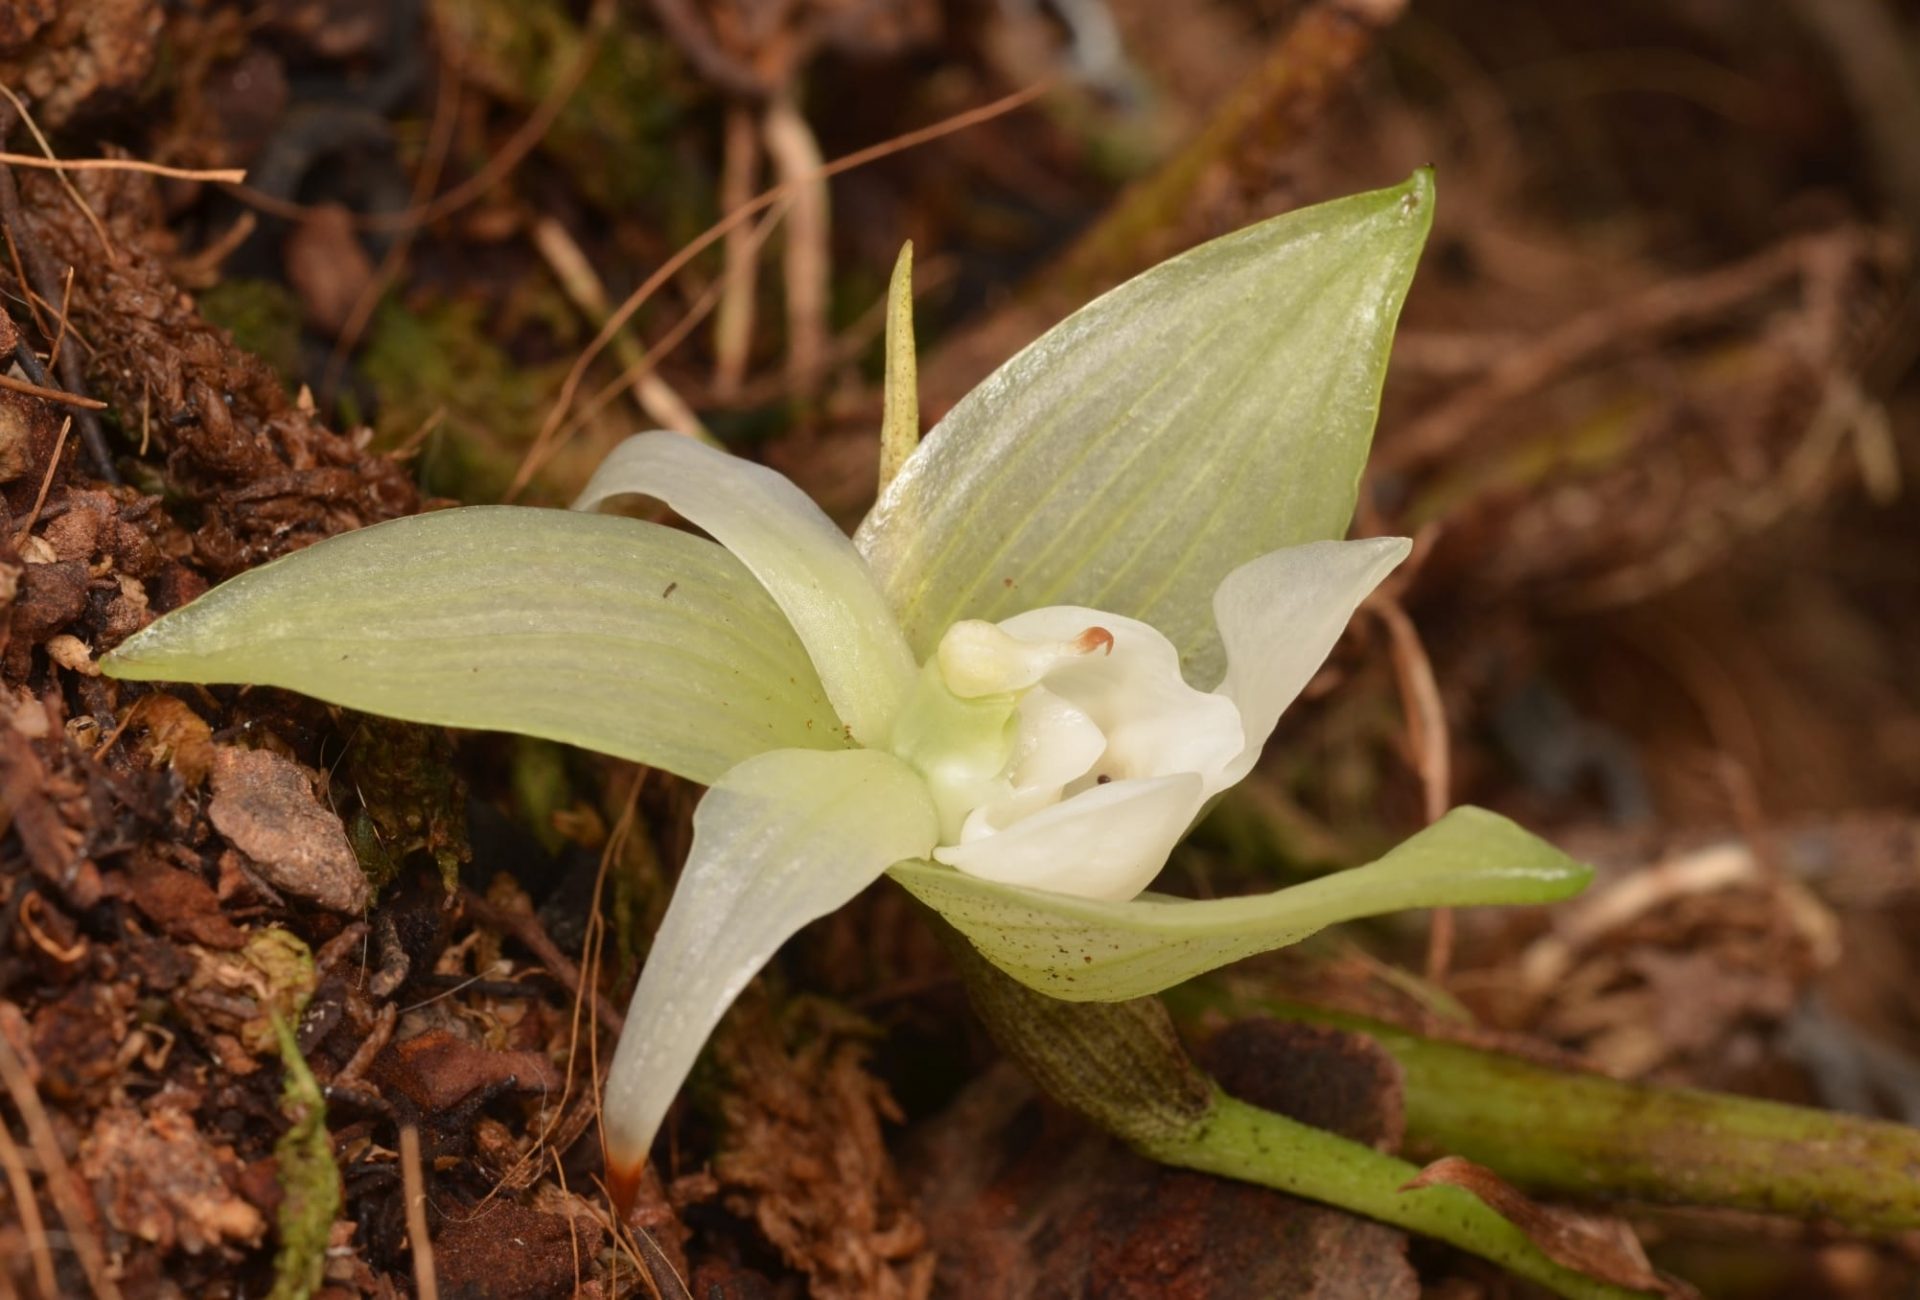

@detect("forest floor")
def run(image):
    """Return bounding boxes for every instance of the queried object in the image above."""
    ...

[2,1,1919,1297]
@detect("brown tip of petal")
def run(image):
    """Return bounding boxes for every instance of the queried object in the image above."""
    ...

[605,1156,645,1224]
[1074,627,1115,656]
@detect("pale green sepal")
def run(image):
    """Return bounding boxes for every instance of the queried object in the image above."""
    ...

[878,241,918,495]
[600,748,938,1170]
[888,805,1588,1001]
[102,506,842,787]
[857,170,1435,684]
[576,432,917,747]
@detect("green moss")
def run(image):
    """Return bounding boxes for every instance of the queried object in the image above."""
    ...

[238,928,317,1054]
[342,716,472,895]
[200,279,305,387]
[509,737,572,856]
[361,298,559,502]
[267,1014,340,1300]
[431,0,704,220]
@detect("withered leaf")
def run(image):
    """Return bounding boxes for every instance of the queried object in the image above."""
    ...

[127,692,215,787]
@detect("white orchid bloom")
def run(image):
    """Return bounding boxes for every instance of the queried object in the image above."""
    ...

[567,431,1409,1197]
[102,172,1589,1218]
[918,566,1411,900]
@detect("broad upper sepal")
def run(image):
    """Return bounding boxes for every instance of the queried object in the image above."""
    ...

[889,806,1589,1000]
[101,507,843,787]
[857,170,1434,686]
[600,747,938,1180]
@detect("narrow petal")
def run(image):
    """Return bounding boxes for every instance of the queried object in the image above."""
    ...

[897,806,1591,1000]
[936,772,1205,900]
[102,507,842,787]
[1212,537,1411,785]
[576,432,917,746]
[601,748,937,1187]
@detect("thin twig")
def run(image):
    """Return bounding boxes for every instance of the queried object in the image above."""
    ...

[14,416,72,543]
[0,373,104,411]
[516,202,787,489]
[551,1148,584,1294]
[514,78,1053,498]
[0,87,112,259]
[711,105,761,398]
[460,889,623,1037]
[44,265,71,373]
[1,222,46,340]
[763,95,830,400]
[0,116,120,483]
[588,779,639,1201]
[0,1028,122,1300]
[0,152,245,183]
[0,1103,58,1300]
[1371,595,1455,981]
[399,1125,439,1300]
[170,211,257,286]
[531,218,713,444]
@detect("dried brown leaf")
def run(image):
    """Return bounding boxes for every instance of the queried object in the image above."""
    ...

[127,692,214,786]
[370,1028,564,1112]
[126,849,244,949]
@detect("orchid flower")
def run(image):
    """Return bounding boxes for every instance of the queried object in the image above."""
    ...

[102,171,1589,1207]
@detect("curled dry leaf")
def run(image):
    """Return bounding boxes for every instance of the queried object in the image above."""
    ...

[1401,1156,1696,1299]
[207,745,368,912]
[44,632,97,675]
[125,693,215,786]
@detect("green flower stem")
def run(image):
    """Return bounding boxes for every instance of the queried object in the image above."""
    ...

[1168,1095,1646,1300]
[940,925,1653,1300]
[1174,987,1920,1233]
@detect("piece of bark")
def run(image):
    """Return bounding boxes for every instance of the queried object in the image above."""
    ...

[207,745,367,913]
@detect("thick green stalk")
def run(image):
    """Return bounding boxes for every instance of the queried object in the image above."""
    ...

[1179,989,1920,1233]
[1165,1094,1645,1300]
[942,927,1653,1300]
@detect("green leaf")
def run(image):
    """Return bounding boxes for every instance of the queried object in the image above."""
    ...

[889,806,1588,1001]
[601,747,937,1178]
[857,170,1435,685]
[576,432,917,748]
[102,507,844,786]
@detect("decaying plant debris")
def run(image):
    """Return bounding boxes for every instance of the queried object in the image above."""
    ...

[2,1,1919,1297]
